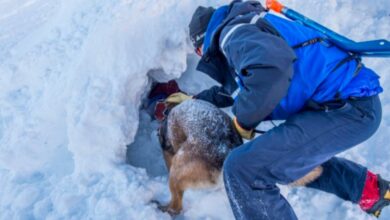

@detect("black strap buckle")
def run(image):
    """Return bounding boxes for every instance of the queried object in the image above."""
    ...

[292,37,324,49]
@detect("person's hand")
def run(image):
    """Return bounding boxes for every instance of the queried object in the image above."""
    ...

[233,117,254,140]
[165,92,192,104]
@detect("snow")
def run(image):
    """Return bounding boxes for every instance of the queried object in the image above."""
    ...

[0,0,389,219]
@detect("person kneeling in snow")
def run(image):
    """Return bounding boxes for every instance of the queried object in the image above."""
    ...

[166,1,390,219]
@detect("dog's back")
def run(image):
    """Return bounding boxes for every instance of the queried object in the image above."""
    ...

[158,99,242,214]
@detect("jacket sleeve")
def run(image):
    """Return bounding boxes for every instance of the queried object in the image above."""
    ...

[220,24,296,129]
[194,86,234,108]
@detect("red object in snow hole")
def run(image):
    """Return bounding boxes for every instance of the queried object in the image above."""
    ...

[155,101,168,121]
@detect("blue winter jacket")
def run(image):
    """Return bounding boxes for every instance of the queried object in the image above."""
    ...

[195,0,383,130]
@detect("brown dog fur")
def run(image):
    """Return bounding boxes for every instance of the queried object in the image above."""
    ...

[157,99,322,215]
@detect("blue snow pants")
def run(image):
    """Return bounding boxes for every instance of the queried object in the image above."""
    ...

[223,95,382,220]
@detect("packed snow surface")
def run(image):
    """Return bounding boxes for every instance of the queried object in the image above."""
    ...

[0,0,389,219]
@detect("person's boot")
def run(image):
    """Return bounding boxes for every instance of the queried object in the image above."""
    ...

[366,175,390,218]
[360,171,390,218]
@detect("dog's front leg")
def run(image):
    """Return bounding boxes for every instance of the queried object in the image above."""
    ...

[167,177,184,214]
[157,176,184,216]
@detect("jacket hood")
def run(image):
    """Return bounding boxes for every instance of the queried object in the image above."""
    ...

[225,0,265,21]
[196,0,266,84]
[204,0,266,56]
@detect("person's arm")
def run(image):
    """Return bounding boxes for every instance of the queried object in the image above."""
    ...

[194,86,234,108]
[220,24,296,130]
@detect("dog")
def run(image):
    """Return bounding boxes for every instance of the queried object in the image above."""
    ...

[156,99,242,215]
[156,99,322,215]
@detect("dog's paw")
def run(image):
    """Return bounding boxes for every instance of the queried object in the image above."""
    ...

[153,201,180,216]
[150,200,162,206]
[157,204,170,212]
